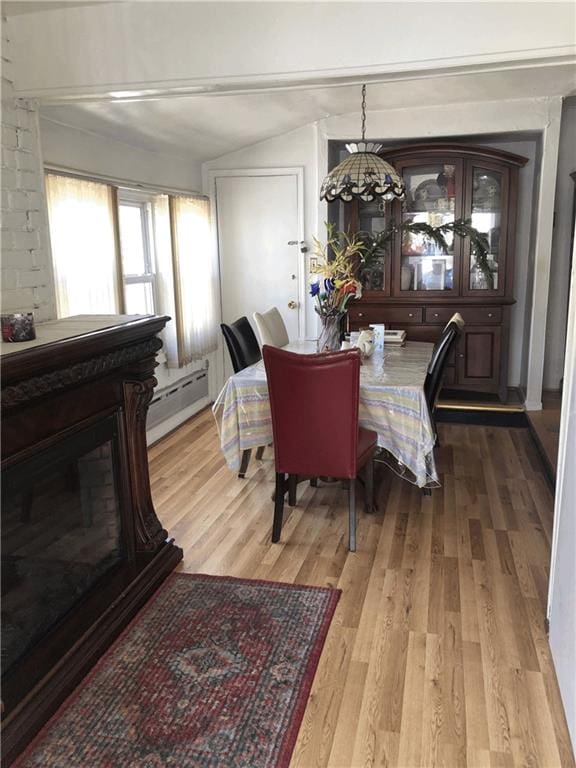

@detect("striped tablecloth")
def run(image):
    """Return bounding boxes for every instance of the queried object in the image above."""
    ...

[213,340,438,487]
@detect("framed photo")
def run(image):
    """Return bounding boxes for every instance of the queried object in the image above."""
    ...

[426,259,446,291]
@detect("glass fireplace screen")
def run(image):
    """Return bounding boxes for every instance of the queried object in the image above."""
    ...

[1,416,124,674]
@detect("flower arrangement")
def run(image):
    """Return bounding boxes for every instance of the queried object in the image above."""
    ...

[309,223,364,317]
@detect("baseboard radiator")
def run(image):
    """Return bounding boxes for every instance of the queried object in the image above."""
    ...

[146,369,209,443]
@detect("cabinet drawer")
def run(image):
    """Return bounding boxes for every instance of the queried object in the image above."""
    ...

[424,306,502,325]
[349,307,424,325]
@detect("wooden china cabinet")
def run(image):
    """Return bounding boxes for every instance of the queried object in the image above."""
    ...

[341,143,528,402]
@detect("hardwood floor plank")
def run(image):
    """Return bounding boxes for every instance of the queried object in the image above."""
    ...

[462,641,490,753]
[525,670,564,768]
[421,632,444,768]
[396,631,427,767]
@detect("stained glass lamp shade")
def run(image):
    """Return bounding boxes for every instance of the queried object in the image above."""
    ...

[320,141,405,202]
[320,85,406,203]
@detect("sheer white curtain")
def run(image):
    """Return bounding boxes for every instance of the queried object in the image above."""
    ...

[45,174,122,317]
[152,194,179,365]
[167,194,219,365]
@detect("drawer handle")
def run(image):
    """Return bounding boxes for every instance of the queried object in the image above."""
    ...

[487,312,493,318]
[408,313,414,318]
[358,312,363,317]
[433,313,439,318]
[459,353,464,358]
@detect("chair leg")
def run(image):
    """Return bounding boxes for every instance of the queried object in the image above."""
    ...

[364,458,374,514]
[288,475,297,506]
[422,487,432,496]
[255,446,265,460]
[310,478,318,487]
[272,473,286,543]
[238,449,251,478]
[348,480,357,552]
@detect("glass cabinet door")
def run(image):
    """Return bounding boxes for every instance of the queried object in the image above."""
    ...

[340,198,392,295]
[394,161,463,295]
[464,163,508,296]
[357,198,390,292]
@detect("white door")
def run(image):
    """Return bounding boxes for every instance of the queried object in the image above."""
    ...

[215,172,302,380]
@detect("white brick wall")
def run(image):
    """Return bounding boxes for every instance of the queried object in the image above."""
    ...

[1,16,55,321]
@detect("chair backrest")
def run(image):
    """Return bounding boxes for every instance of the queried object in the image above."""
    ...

[220,316,261,373]
[263,346,361,478]
[424,322,461,412]
[443,311,465,333]
[253,307,290,347]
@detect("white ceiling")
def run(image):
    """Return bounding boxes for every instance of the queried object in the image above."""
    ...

[3,1,104,15]
[39,62,576,163]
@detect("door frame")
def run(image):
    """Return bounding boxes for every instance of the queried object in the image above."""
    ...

[206,166,305,394]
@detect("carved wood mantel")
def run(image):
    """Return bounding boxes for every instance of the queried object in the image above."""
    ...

[1,315,183,765]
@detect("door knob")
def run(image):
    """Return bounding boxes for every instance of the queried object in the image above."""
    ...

[288,300,298,309]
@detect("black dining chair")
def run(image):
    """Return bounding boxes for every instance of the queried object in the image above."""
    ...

[419,318,463,496]
[220,316,262,373]
[220,316,265,478]
[424,318,464,445]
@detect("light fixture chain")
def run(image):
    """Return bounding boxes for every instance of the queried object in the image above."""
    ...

[361,84,366,142]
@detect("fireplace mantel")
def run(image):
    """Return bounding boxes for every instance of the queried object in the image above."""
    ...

[1,315,183,765]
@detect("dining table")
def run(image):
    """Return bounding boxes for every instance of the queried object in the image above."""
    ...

[213,340,438,488]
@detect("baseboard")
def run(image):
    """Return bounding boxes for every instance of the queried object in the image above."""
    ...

[436,408,528,428]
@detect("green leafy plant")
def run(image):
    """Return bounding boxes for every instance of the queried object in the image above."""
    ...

[359,218,493,288]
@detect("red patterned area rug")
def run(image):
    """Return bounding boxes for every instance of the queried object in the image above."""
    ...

[15,573,340,768]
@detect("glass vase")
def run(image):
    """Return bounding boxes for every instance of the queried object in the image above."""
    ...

[317,312,345,352]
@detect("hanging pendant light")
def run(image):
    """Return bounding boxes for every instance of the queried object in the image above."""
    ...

[320,84,405,203]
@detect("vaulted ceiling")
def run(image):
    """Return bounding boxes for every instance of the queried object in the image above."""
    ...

[39,63,576,163]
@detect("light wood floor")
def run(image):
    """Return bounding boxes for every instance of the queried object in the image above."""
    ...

[149,409,575,768]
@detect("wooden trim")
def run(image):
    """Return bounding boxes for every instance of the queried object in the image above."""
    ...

[43,164,204,199]
[379,142,529,167]
[1,316,169,386]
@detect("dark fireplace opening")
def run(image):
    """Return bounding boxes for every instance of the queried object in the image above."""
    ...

[1,416,125,676]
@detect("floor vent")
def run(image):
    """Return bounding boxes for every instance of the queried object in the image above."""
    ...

[147,370,209,429]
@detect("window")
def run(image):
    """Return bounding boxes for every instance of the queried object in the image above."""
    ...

[46,172,219,366]
[117,197,157,315]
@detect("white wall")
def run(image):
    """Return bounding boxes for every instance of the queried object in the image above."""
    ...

[544,101,576,390]
[40,117,202,192]
[8,2,575,97]
[548,225,576,751]
[1,16,55,320]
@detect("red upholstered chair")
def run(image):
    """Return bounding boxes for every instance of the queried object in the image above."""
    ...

[263,345,378,552]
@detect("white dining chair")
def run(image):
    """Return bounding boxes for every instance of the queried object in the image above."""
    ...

[253,307,290,347]
[443,311,465,332]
